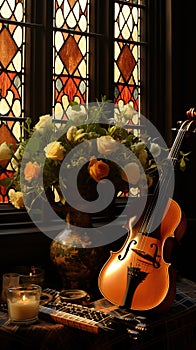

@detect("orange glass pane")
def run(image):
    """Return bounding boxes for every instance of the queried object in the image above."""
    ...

[114,1,141,109]
[0,0,26,202]
[53,0,89,117]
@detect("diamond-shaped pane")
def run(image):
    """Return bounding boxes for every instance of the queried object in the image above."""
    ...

[0,27,17,68]
[0,123,17,144]
[59,36,83,75]
[117,45,135,82]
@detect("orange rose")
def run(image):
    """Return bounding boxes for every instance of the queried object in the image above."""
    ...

[24,161,41,182]
[88,158,110,182]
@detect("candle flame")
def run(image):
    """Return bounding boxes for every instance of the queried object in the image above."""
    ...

[22,295,26,301]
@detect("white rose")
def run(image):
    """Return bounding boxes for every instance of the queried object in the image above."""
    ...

[66,105,87,125]
[114,103,137,126]
[0,142,12,161]
[44,141,64,160]
[149,142,161,158]
[123,103,136,119]
[114,108,127,126]
[121,162,140,185]
[97,135,118,155]
[34,114,51,131]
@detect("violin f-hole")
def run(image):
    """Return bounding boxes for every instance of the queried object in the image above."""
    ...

[118,240,137,261]
[150,243,160,268]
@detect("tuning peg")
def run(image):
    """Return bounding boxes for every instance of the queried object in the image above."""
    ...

[186,108,196,118]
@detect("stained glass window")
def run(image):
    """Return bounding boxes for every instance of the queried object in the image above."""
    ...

[0,0,146,203]
[0,0,26,202]
[52,0,146,121]
[53,0,90,119]
[114,0,141,111]
[113,0,147,132]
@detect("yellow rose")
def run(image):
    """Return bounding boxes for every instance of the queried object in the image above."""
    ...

[66,126,77,141]
[44,141,64,160]
[121,162,140,184]
[97,135,118,155]
[0,142,12,160]
[88,158,110,182]
[8,189,24,209]
[132,141,146,153]
[24,161,41,182]
[138,149,148,167]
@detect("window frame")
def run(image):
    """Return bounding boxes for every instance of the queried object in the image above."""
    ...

[0,0,173,233]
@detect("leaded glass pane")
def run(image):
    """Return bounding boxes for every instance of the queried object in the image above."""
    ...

[0,0,25,122]
[53,0,89,119]
[0,0,25,202]
[114,0,141,114]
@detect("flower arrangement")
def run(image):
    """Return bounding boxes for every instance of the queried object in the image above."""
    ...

[0,99,183,214]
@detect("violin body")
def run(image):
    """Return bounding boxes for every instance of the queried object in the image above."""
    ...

[98,198,186,312]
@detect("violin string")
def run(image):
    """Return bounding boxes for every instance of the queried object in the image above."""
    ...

[168,129,186,164]
[127,118,194,289]
[143,128,187,237]
[133,133,183,275]
[125,119,195,306]
[130,125,187,274]
[141,128,186,238]
[129,166,164,273]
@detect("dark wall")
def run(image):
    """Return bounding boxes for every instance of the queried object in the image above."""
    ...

[0,225,60,291]
[172,1,196,282]
[172,1,196,120]
[173,134,196,282]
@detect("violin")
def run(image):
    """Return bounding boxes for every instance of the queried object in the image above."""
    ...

[98,109,196,312]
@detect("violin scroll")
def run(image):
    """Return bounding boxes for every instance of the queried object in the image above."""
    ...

[186,107,196,118]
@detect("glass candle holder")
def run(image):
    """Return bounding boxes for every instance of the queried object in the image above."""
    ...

[19,266,44,287]
[6,284,41,325]
[1,273,20,303]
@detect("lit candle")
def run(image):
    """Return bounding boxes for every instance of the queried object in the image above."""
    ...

[20,266,44,286]
[8,295,39,321]
[6,285,41,324]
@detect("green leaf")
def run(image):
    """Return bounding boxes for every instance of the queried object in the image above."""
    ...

[180,150,191,157]
[69,101,78,107]
[69,101,81,111]
[179,158,186,171]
